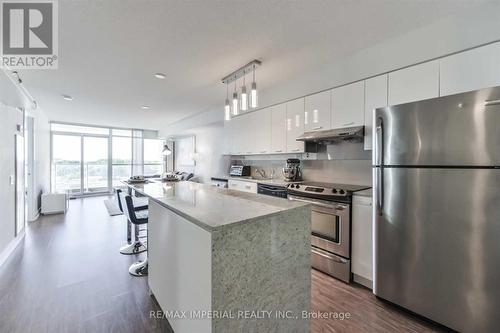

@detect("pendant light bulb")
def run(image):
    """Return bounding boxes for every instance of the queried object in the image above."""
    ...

[240,73,248,111]
[224,83,231,121]
[232,77,239,115]
[250,66,258,108]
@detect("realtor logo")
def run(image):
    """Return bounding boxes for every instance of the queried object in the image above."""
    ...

[1,0,58,69]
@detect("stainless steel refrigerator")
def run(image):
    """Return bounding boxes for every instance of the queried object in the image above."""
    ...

[373,86,500,333]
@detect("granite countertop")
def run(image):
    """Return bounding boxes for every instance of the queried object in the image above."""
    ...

[123,180,308,232]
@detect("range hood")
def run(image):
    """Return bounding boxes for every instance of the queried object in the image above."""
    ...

[296,125,364,143]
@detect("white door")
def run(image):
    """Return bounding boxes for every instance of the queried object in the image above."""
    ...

[15,134,25,236]
[304,90,331,132]
[271,103,286,154]
[364,75,388,150]
[25,117,36,221]
[286,98,305,153]
[388,60,439,106]
[331,81,365,129]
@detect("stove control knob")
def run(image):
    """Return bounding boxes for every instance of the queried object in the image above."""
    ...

[339,189,345,195]
[296,185,300,189]
[332,188,337,194]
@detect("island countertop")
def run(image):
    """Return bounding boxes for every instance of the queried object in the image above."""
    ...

[123,180,308,231]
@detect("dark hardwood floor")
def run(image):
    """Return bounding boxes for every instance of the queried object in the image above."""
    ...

[0,196,448,333]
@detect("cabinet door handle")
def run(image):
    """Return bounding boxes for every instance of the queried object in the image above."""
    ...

[275,150,283,152]
[342,122,355,126]
[245,185,251,189]
[292,149,300,152]
[246,152,252,154]
[312,126,322,130]
[260,151,267,153]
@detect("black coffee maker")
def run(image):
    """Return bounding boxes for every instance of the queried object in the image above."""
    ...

[282,158,302,182]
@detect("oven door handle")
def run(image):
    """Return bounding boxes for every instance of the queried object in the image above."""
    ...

[312,248,348,264]
[288,195,346,210]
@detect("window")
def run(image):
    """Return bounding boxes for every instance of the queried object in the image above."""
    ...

[52,134,82,194]
[143,139,164,176]
[112,136,132,187]
[51,123,164,195]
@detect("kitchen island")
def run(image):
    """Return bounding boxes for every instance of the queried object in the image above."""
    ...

[124,180,311,333]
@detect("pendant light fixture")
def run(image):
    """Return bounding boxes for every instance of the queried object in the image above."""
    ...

[224,82,231,121]
[250,64,258,108]
[221,60,261,120]
[240,71,248,111]
[232,75,239,116]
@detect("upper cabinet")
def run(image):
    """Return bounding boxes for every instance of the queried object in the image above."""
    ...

[229,116,243,155]
[254,108,271,154]
[388,60,439,106]
[331,81,365,129]
[440,42,500,96]
[304,90,331,132]
[364,75,388,150]
[271,103,287,154]
[286,98,305,153]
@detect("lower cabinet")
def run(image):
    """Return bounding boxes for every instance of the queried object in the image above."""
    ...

[228,179,257,194]
[352,194,373,288]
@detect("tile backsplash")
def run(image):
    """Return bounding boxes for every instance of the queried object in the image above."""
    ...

[231,158,372,186]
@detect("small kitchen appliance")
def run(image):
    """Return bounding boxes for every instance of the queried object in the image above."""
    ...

[282,158,302,182]
[229,165,251,177]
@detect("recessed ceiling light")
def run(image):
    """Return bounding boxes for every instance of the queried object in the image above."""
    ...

[141,105,150,110]
[154,73,166,79]
[62,94,73,101]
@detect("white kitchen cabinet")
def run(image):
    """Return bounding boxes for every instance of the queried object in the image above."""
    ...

[271,103,287,154]
[388,60,439,106]
[242,112,256,155]
[352,194,373,288]
[331,81,365,129]
[223,120,231,155]
[440,42,500,96]
[228,179,257,194]
[254,108,272,154]
[304,90,331,132]
[364,75,388,150]
[286,98,305,153]
[230,116,244,155]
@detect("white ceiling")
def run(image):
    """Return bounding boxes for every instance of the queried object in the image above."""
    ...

[19,0,483,130]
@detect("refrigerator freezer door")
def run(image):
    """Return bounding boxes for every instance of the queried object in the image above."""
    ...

[373,167,500,333]
[374,86,500,166]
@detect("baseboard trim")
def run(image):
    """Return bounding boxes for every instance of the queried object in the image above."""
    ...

[28,208,40,222]
[353,273,373,290]
[0,231,25,268]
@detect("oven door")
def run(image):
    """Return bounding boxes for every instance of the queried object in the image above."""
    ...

[289,195,350,258]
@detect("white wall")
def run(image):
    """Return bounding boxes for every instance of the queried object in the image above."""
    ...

[32,109,51,218]
[0,71,28,260]
[162,121,230,183]
[160,3,500,183]
[0,70,51,263]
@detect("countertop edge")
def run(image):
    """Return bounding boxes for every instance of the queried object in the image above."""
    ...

[130,183,310,232]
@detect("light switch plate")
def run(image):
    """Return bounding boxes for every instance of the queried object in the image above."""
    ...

[10,175,15,185]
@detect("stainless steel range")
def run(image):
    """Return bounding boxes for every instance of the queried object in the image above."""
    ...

[287,182,370,282]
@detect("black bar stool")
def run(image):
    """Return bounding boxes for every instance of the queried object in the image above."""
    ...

[123,195,148,276]
[115,189,148,255]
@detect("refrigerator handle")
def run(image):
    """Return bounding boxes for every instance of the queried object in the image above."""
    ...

[375,117,384,166]
[375,117,384,215]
